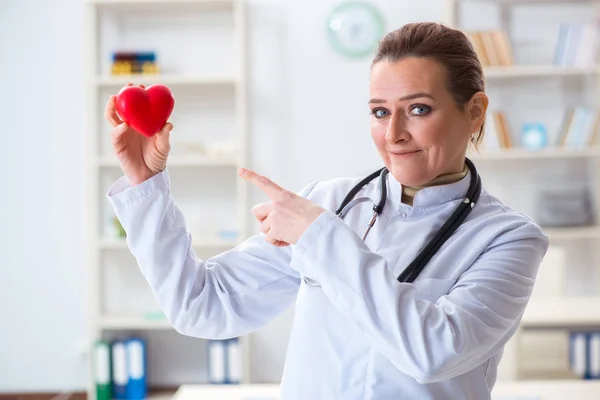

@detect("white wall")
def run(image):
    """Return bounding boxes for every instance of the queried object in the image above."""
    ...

[0,0,594,392]
[0,0,88,392]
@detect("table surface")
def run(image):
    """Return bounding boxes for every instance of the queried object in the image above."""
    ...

[171,380,600,400]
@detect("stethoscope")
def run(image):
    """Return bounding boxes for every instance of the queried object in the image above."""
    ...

[303,158,481,287]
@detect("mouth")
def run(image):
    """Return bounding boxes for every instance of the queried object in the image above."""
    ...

[388,149,422,157]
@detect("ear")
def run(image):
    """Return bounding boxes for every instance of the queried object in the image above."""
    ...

[467,92,489,133]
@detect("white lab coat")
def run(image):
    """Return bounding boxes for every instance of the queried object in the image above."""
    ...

[106,166,548,400]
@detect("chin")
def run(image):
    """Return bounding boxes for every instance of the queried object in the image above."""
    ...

[388,168,430,187]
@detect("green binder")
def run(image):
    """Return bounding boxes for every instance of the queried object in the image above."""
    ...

[93,340,112,400]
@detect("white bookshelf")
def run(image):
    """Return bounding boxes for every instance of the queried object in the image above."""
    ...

[98,316,175,330]
[523,297,600,328]
[94,75,237,87]
[98,237,240,250]
[95,155,240,167]
[84,0,250,399]
[466,0,596,3]
[544,226,600,240]
[446,0,600,390]
[469,146,600,160]
[484,65,598,78]
[89,0,236,10]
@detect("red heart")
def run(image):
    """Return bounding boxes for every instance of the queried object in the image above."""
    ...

[115,84,175,137]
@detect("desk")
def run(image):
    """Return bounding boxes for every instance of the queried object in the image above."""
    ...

[171,380,600,400]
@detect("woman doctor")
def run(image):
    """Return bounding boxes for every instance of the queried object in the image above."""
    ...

[105,22,548,400]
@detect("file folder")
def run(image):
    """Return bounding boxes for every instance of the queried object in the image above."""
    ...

[226,338,241,384]
[569,332,589,379]
[589,332,600,379]
[208,339,226,384]
[93,341,111,400]
[126,338,147,400]
[112,340,128,399]
[208,338,243,384]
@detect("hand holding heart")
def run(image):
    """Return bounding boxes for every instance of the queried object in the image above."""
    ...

[106,84,325,245]
[239,168,327,247]
[105,83,173,186]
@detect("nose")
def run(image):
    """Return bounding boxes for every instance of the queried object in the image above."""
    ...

[385,113,410,144]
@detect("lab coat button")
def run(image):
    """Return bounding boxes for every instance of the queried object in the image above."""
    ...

[401,212,407,218]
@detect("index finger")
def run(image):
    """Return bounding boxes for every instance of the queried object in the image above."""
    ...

[238,168,287,200]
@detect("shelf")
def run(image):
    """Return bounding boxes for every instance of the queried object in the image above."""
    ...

[89,0,235,11]
[99,237,240,249]
[96,155,240,167]
[470,0,595,3]
[94,74,237,87]
[469,147,600,160]
[98,316,174,330]
[544,226,600,240]
[522,297,600,328]
[484,65,598,78]
[492,380,600,400]
[461,0,595,4]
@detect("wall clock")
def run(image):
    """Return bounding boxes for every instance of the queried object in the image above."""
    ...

[326,1,385,58]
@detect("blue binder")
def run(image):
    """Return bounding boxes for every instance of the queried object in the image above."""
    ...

[208,339,226,384]
[111,340,128,399]
[588,332,600,379]
[225,338,241,384]
[569,332,589,379]
[125,338,147,400]
[207,338,242,384]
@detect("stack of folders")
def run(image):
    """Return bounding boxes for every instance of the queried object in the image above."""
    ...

[207,338,242,384]
[93,338,147,400]
[570,332,600,379]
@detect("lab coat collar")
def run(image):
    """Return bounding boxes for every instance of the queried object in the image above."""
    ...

[387,168,472,208]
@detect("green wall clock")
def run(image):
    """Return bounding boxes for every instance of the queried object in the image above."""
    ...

[326,1,385,59]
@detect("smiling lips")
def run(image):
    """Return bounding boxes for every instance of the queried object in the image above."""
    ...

[389,149,422,157]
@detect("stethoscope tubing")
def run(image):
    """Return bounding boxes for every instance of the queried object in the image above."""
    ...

[304,158,481,287]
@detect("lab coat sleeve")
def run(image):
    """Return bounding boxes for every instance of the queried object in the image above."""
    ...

[289,210,549,384]
[106,169,318,339]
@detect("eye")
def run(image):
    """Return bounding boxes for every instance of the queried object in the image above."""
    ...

[371,108,390,119]
[409,104,431,116]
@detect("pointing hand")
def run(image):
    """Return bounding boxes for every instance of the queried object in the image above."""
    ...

[239,168,326,247]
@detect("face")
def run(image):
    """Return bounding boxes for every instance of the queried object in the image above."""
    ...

[369,57,487,187]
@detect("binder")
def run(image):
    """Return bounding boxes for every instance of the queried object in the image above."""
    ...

[208,339,227,384]
[569,332,589,379]
[93,341,111,400]
[226,338,241,384]
[111,340,128,399]
[126,338,147,400]
[589,333,600,379]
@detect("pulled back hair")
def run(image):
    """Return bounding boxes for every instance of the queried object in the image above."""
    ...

[372,22,486,147]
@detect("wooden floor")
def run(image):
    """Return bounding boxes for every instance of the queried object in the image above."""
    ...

[0,388,178,400]
[0,393,85,400]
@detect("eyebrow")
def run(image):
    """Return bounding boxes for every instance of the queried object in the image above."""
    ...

[368,92,436,104]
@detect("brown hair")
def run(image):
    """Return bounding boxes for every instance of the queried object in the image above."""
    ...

[372,22,486,147]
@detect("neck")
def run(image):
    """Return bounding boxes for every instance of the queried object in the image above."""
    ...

[401,164,469,206]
